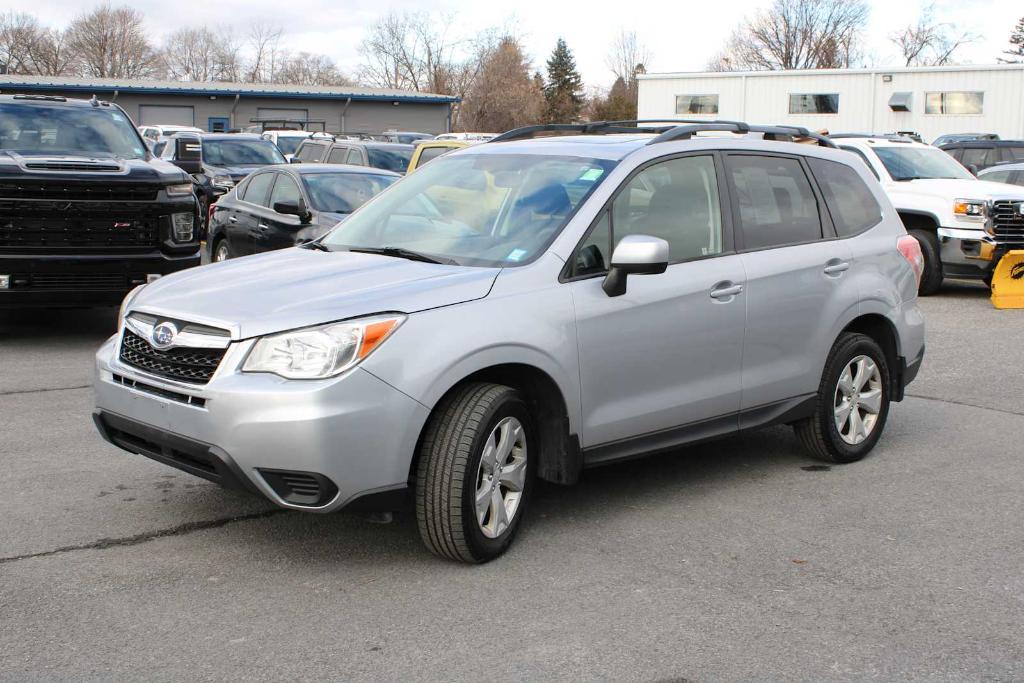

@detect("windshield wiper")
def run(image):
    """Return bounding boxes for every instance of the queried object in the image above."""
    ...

[301,241,332,252]
[348,246,457,265]
[893,176,925,181]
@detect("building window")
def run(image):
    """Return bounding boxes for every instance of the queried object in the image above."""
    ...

[925,91,983,115]
[675,94,719,115]
[789,93,839,114]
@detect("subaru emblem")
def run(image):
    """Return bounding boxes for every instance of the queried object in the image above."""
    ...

[151,322,178,350]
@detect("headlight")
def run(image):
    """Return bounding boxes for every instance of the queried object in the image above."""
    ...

[212,175,235,189]
[166,183,194,197]
[117,284,146,330]
[171,212,194,242]
[953,199,986,219]
[242,314,405,380]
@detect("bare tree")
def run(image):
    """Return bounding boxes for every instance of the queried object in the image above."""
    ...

[66,4,160,78]
[29,28,77,76]
[460,36,543,133]
[163,27,223,81]
[0,11,45,75]
[602,30,650,119]
[246,21,283,83]
[713,0,869,71]
[890,4,975,66]
[275,52,351,86]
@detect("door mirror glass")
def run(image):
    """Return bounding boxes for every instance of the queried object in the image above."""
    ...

[602,234,669,297]
[171,136,202,174]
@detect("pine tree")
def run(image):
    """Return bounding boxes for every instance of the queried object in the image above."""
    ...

[1001,17,1024,63]
[543,38,583,123]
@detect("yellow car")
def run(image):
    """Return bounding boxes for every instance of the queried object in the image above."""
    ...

[407,140,470,173]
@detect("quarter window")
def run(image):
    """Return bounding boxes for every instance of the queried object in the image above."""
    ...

[982,169,1011,183]
[839,146,880,180]
[789,93,839,114]
[925,91,983,115]
[675,94,719,115]
[960,147,997,169]
[726,155,822,249]
[808,158,882,237]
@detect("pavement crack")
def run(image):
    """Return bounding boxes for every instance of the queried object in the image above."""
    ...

[0,509,287,565]
[905,393,1024,417]
[0,384,91,397]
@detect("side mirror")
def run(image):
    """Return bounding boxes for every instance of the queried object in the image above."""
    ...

[171,137,202,175]
[289,157,302,164]
[273,198,311,223]
[602,235,669,297]
[967,164,979,176]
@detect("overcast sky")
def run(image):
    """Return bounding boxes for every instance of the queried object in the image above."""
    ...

[7,0,1021,88]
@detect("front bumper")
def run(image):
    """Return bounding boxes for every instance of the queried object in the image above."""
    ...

[93,334,431,512]
[0,251,200,307]
[936,227,998,279]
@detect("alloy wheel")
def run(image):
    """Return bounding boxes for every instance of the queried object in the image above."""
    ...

[474,416,528,539]
[833,355,883,445]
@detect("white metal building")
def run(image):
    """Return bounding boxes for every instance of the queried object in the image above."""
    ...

[637,64,1024,143]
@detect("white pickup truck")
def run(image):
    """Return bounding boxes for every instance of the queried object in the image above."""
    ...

[833,135,1024,294]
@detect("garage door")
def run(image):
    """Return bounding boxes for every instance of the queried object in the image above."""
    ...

[138,105,195,126]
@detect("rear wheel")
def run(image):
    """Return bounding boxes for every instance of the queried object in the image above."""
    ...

[910,228,942,296]
[794,333,891,464]
[212,238,231,262]
[415,383,533,563]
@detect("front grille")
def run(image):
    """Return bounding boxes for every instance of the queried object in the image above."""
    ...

[17,273,128,290]
[991,200,1024,246]
[24,160,122,172]
[119,329,225,384]
[0,202,160,249]
[0,181,158,201]
[112,374,207,407]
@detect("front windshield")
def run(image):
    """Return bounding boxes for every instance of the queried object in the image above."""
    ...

[0,102,147,159]
[873,146,974,181]
[302,172,398,214]
[202,139,285,166]
[320,153,616,267]
[274,136,304,156]
[367,146,413,173]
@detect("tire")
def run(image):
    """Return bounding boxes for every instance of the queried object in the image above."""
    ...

[794,333,891,464]
[211,237,231,263]
[910,228,942,296]
[415,382,533,563]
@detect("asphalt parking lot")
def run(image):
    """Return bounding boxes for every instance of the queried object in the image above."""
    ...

[1,280,1023,681]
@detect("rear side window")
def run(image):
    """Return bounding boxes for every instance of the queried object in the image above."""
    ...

[982,169,1012,183]
[808,158,882,237]
[346,149,363,165]
[241,172,275,206]
[1004,146,1024,161]
[296,142,326,162]
[327,147,348,164]
[961,147,996,168]
[726,155,822,250]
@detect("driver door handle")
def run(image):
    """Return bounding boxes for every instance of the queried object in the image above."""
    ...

[228,216,238,223]
[710,282,743,300]
[824,260,850,276]
[257,223,269,231]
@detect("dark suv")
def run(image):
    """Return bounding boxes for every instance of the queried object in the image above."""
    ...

[292,139,414,174]
[939,139,1024,173]
[0,95,200,307]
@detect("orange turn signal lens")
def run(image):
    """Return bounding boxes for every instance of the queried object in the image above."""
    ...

[358,318,402,359]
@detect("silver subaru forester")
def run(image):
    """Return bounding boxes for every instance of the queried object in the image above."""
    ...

[94,121,926,563]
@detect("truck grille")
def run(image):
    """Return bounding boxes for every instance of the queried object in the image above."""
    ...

[119,329,226,384]
[0,181,158,201]
[15,273,129,290]
[0,201,161,250]
[991,200,1024,246]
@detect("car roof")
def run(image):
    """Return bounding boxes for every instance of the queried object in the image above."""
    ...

[330,141,414,149]
[941,139,1024,147]
[832,136,930,149]
[456,134,659,161]
[278,163,400,176]
[0,94,104,107]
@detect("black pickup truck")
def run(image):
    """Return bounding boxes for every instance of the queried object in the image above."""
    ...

[0,94,202,307]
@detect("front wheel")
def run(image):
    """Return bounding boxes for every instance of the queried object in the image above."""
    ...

[415,383,533,563]
[211,238,231,263]
[794,333,891,464]
[910,229,942,296]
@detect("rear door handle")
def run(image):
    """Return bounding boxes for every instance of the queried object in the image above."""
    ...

[824,260,850,276]
[228,215,238,223]
[257,223,269,231]
[710,282,743,300]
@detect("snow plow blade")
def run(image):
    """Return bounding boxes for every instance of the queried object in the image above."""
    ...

[990,250,1024,309]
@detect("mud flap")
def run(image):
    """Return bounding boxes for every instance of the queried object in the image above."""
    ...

[990,250,1024,309]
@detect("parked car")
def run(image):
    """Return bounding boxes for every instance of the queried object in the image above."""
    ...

[292,138,414,174]
[138,124,203,143]
[381,131,433,145]
[939,139,1024,173]
[932,133,999,147]
[833,134,1024,293]
[260,130,333,162]
[207,164,398,262]
[977,162,1024,187]
[435,132,496,142]
[94,119,926,562]
[160,133,286,231]
[407,140,469,172]
[0,94,200,307]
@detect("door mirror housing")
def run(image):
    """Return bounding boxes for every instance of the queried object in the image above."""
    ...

[967,164,979,176]
[171,136,202,175]
[273,198,312,223]
[602,234,669,297]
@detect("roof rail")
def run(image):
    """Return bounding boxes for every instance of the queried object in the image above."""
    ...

[828,133,910,140]
[488,119,836,148]
[11,94,67,102]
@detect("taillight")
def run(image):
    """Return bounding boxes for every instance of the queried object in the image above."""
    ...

[897,235,924,286]
[207,202,216,225]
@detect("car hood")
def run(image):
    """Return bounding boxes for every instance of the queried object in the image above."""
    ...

[889,178,1024,201]
[131,247,500,339]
